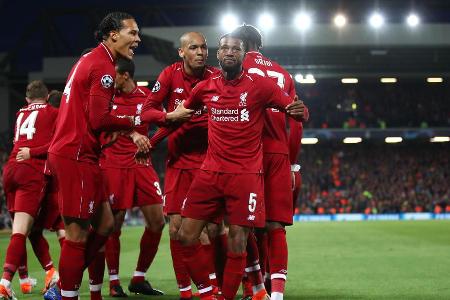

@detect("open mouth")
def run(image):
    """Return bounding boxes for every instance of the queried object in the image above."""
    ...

[129,44,138,56]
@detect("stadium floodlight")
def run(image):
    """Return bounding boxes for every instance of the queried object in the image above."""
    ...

[295,73,316,84]
[137,81,149,86]
[258,13,275,30]
[343,137,362,144]
[385,137,403,143]
[430,136,450,143]
[221,13,239,31]
[294,12,312,31]
[427,77,443,83]
[369,12,384,29]
[301,137,319,144]
[406,13,420,27]
[334,14,347,28]
[380,77,397,83]
[341,78,358,84]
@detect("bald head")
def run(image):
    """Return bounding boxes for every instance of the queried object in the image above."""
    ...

[179,31,207,49]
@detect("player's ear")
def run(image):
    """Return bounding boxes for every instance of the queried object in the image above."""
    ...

[178,48,183,58]
[110,30,119,42]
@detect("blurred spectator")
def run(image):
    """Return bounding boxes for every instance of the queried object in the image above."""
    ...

[297,142,450,214]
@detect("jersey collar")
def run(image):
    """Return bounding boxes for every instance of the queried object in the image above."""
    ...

[100,42,115,63]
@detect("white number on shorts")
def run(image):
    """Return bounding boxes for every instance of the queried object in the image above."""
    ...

[248,67,285,89]
[154,182,162,196]
[15,111,39,141]
[248,193,257,213]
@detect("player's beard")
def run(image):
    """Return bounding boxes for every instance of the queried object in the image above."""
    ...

[219,60,242,79]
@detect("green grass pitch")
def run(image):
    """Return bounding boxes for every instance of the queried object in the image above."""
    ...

[1,220,450,299]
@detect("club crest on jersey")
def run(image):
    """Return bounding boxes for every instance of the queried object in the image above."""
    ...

[239,92,248,107]
[211,95,219,102]
[136,103,143,114]
[101,74,113,88]
[152,81,161,93]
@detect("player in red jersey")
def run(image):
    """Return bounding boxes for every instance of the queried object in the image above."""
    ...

[44,12,140,300]
[0,80,58,299]
[232,24,309,300]
[140,31,224,300]
[102,58,164,297]
[168,34,306,300]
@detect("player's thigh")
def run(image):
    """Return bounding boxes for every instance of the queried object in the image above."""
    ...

[134,167,164,208]
[102,168,134,211]
[164,167,195,215]
[224,173,265,228]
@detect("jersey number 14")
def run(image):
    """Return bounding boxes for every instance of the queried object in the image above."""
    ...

[15,111,39,141]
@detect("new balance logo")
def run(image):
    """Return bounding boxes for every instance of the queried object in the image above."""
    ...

[247,215,255,221]
[240,108,250,121]
[211,95,219,102]
[88,201,94,214]
[174,88,184,94]
[239,92,248,107]
[109,194,115,205]
[136,103,143,114]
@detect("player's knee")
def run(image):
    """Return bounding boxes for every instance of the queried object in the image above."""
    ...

[169,224,180,240]
[266,221,284,231]
[148,218,165,233]
[177,228,198,246]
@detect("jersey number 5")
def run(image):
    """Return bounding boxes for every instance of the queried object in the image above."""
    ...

[15,111,39,141]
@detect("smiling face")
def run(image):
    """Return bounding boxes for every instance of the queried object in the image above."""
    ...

[112,18,141,60]
[217,36,245,74]
[178,32,208,74]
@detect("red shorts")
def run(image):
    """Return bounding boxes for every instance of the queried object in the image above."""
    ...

[2,162,47,217]
[263,153,293,225]
[182,170,265,228]
[164,167,198,215]
[48,153,104,219]
[102,167,163,210]
[34,176,64,231]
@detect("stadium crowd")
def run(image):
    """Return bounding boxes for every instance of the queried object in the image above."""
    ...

[298,143,450,215]
[301,83,450,128]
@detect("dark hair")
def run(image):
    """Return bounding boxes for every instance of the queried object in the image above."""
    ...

[48,90,63,108]
[231,24,262,51]
[26,80,48,100]
[116,57,135,78]
[95,12,135,42]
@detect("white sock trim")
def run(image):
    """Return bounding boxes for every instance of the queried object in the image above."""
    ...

[245,264,261,273]
[252,283,265,294]
[209,273,217,280]
[271,273,287,280]
[109,274,119,281]
[19,278,29,284]
[61,289,79,297]
[179,285,192,292]
[198,285,213,294]
[271,291,284,300]
[89,283,102,292]
[0,279,11,288]
[133,271,145,277]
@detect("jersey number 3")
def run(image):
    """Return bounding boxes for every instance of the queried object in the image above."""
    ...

[15,111,39,141]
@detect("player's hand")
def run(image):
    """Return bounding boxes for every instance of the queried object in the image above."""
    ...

[129,131,152,153]
[285,95,306,120]
[16,147,31,161]
[135,150,151,165]
[291,171,296,191]
[102,131,120,148]
[166,101,194,123]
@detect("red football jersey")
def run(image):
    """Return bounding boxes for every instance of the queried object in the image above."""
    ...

[9,102,58,173]
[184,71,294,174]
[142,62,218,169]
[100,86,151,169]
[49,43,132,163]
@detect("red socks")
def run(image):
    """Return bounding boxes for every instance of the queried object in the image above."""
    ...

[105,230,121,287]
[131,227,162,284]
[2,233,26,282]
[182,242,213,298]
[246,232,264,293]
[59,239,86,300]
[17,248,28,280]
[222,252,247,300]
[203,243,218,287]
[170,239,192,297]
[29,230,54,271]
[85,230,108,267]
[268,228,288,297]
[88,250,105,300]
[214,232,228,287]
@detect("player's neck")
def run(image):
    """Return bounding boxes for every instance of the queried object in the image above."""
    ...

[29,98,46,105]
[121,80,136,94]
[184,63,204,78]
[222,67,243,81]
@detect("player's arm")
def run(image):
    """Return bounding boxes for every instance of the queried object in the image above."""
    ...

[264,78,306,121]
